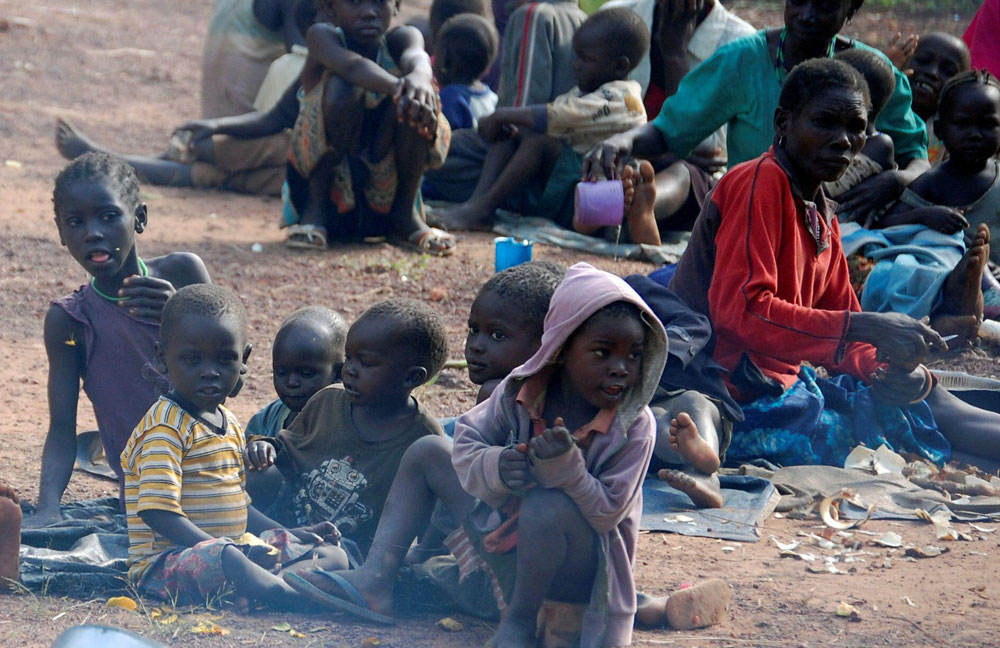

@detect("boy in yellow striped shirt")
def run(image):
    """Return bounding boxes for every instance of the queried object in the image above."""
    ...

[121,284,346,607]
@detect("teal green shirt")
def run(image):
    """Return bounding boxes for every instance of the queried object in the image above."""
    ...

[652,30,928,167]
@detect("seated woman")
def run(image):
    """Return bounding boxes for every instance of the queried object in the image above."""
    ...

[584,0,930,224]
[667,58,1000,469]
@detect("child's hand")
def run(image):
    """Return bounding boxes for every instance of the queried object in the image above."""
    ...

[918,206,969,234]
[173,119,218,144]
[478,114,516,143]
[498,446,534,492]
[117,276,177,321]
[885,32,919,72]
[246,543,281,571]
[244,440,277,471]
[291,521,342,546]
[530,417,574,460]
[395,72,438,140]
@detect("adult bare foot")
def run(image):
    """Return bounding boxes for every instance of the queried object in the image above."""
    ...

[487,618,536,648]
[623,160,660,245]
[668,412,721,474]
[55,118,105,160]
[0,483,21,590]
[664,579,731,630]
[657,469,724,509]
[427,202,496,232]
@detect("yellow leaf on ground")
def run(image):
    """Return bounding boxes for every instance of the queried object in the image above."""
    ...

[436,617,464,632]
[106,596,138,611]
[190,622,231,636]
[271,622,292,632]
[836,601,857,617]
[289,629,306,638]
[361,637,382,648]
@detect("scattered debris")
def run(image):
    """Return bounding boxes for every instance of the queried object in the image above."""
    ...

[663,515,696,524]
[904,545,949,559]
[436,617,464,632]
[835,601,861,621]
[844,444,905,475]
[873,532,903,548]
[190,622,230,636]
[901,597,917,608]
[251,242,263,253]
[819,490,874,530]
[770,537,801,552]
[914,509,972,541]
[361,637,382,648]
[5,160,23,169]
[969,524,996,534]
[429,286,448,301]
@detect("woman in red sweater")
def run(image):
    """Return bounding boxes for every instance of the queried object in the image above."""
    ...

[669,58,1000,468]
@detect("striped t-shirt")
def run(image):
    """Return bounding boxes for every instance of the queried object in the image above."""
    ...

[121,396,251,581]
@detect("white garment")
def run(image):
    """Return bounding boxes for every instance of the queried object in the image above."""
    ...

[597,0,755,163]
[253,45,308,112]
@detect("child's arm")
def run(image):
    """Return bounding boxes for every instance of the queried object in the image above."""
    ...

[306,24,401,98]
[121,253,211,322]
[529,412,654,534]
[140,509,217,546]
[387,25,438,136]
[879,205,969,233]
[26,306,85,527]
[175,82,301,144]
[453,390,530,508]
[477,107,538,142]
[245,505,341,545]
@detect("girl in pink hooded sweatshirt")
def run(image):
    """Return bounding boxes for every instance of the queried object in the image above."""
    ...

[284,263,669,646]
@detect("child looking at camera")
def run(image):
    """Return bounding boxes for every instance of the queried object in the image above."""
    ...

[243,299,446,556]
[906,33,971,166]
[121,284,346,607]
[431,8,648,231]
[282,263,676,647]
[283,0,455,255]
[26,152,211,529]
[245,306,348,439]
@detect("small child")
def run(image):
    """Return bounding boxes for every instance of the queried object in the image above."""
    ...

[427,0,489,52]
[869,70,1000,343]
[282,263,684,646]
[906,33,971,166]
[121,284,346,607]
[434,14,499,131]
[283,0,456,255]
[243,299,446,556]
[25,153,211,529]
[466,261,564,403]
[245,306,347,438]
[825,49,898,205]
[431,8,648,231]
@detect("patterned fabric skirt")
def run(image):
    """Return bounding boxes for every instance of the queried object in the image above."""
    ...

[728,366,950,468]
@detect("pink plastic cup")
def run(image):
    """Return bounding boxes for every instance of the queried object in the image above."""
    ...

[575,180,625,228]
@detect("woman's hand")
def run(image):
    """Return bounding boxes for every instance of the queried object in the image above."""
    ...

[848,312,947,372]
[871,366,929,406]
[836,171,907,222]
[291,521,341,545]
[118,276,177,321]
[244,440,277,471]
[583,132,635,181]
[173,119,218,144]
[395,71,437,139]
[530,418,574,459]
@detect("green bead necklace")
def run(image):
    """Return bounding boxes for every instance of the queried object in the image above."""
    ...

[90,257,148,302]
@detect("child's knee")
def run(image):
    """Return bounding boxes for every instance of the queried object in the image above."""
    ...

[403,434,453,468]
[520,488,585,531]
[323,77,365,127]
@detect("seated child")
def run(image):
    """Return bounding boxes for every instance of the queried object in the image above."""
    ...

[283,0,456,255]
[245,306,347,439]
[25,153,211,529]
[859,70,1000,344]
[427,0,489,53]
[280,263,733,646]
[906,33,971,167]
[431,8,648,232]
[0,483,20,588]
[434,15,499,131]
[55,1,318,197]
[824,49,898,207]
[466,261,564,403]
[121,284,347,607]
[243,299,447,557]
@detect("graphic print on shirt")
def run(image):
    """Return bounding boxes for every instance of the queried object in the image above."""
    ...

[293,455,372,533]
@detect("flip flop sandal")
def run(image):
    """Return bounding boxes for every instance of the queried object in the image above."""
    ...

[283,570,396,625]
[405,227,455,257]
[285,224,328,250]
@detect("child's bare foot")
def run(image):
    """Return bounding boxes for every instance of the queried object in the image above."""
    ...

[487,618,536,648]
[623,160,661,245]
[668,412,721,474]
[657,468,724,509]
[427,202,496,232]
[941,224,989,318]
[664,579,731,630]
[55,118,104,160]
[0,483,22,590]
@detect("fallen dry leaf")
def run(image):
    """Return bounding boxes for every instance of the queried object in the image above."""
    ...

[271,622,292,632]
[904,545,949,559]
[361,637,382,648]
[836,601,858,617]
[190,622,230,636]
[873,532,903,548]
[428,287,448,302]
[436,617,464,632]
[106,596,137,612]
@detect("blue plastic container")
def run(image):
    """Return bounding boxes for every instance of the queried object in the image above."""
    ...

[494,237,533,272]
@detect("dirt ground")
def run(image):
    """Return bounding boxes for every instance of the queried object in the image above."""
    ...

[1,1,998,646]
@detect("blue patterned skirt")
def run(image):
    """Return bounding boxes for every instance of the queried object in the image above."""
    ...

[727,366,951,467]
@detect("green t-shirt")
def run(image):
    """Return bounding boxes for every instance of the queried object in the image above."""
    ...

[652,30,928,167]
